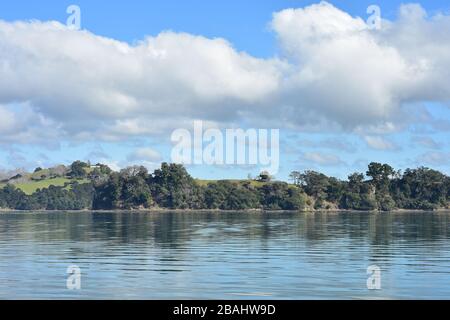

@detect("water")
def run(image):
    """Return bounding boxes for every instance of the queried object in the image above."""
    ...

[0,211,449,299]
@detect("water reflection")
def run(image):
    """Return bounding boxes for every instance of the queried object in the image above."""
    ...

[0,211,449,299]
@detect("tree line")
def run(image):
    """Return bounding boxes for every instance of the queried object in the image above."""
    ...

[0,161,449,211]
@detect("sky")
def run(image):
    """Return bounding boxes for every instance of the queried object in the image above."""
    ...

[0,0,449,181]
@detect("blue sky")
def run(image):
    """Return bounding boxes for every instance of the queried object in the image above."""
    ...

[0,0,449,181]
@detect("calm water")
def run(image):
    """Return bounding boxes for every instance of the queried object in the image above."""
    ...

[0,211,449,299]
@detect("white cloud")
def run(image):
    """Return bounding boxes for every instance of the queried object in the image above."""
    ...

[270,2,426,129]
[101,160,121,172]
[127,147,162,162]
[1,2,450,145]
[364,136,397,151]
[302,152,344,166]
[0,103,61,145]
[412,136,441,149]
[418,152,450,166]
[0,21,282,142]
[0,106,17,133]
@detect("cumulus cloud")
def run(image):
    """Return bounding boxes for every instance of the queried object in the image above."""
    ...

[123,147,163,172]
[364,136,398,151]
[0,21,282,143]
[302,152,345,166]
[0,2,450,145]
[412,136,441,149]
[271,2,435,130]
[127,147,162,162]
[291,137,357,153]
[101,160,121,172]
[418,152,450,166]
[0,103,60,145]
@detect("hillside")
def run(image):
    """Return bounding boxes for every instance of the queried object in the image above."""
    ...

[0,164,91,195]
[0,161,448,212]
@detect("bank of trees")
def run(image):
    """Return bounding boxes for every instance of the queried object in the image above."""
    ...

[294,163,449,211]
[0,182,94,211]
[0,162,448,211]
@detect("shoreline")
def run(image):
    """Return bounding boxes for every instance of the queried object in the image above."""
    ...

[1,208,449,214]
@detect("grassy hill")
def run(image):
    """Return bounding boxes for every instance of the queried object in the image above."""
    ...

[0,177,91,195]
[1,166,274,195]
[0,165,92,195]
[17,178,90,195]
[14,177,72,195]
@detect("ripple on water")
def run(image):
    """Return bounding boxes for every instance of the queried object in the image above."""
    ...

[0,211,449,299]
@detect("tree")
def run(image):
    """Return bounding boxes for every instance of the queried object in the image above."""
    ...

[0,184,26,209]
[258,171,272,183]
[365,163,396,210]
[150,163,203,209]
[300,170,329,199]
[366,162,394,192]
[93,172,122,209]
[391,167,447,210]
[121,175,152,209]
[326,177,345,203]
[204,181,229,209]
[289,171,302,186]
[259,182,289,210]
[1,161,449,212]
[120,166,148,179]
[259,182,306,210]
[222,182,259,210]
[88,164,112,182]
[340,173,377,210]
[70,161,89,178]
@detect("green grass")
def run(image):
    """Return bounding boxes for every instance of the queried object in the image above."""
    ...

[14,178,72,195]
[194,179,216,187]
[13,178,90,195]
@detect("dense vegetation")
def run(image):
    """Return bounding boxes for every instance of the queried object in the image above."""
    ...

[0,161,449,211]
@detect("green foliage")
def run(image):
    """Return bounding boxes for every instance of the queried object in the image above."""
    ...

[70,161,89,178]
[204,181,231,209]
[93,166,153,210]
[259,182,306,210]
[0,162,449,211]
[0,185,26,209]
[257,171,272,183]
[93,172,122,210]
[0,183,94,210]
[325,177,345,203]
[390,167,448,209]
[88,164,112,181]
[367,162,395,192]
[121,172,152,209]
[150,163,203,209]
[284,186,307,210]
[299,171,330,202]
[220,182,260,210]
[377,194,396,212]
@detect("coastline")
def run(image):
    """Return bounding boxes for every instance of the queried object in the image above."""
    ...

[1,207,449,214]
